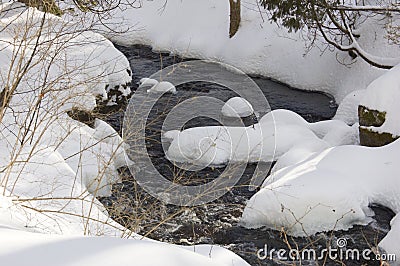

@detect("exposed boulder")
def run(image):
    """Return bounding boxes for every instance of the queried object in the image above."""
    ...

[358,105,397,147]
[358,105,386,127]
[358,64,400,147]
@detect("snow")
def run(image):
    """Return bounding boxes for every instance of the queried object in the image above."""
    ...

[241,139,400,261]
[2,1,400,264]
[139,78,159,87]
[61,0,400,261]
[239,64,400,263]
[165,109,358,167]
[0,188,248,265]
[0,2,131,109]
[98,0,399,103]
[0,4,250,266]
[139,77,177,94]
[0,224,248,266]
[380,213,400,262]
[237,64,400,259]
[221,97,254,117]
[269,139,329,174]
[0,2,132,235]
[0,146,124,235]
[333,90,365,125]
[360,63,400,136]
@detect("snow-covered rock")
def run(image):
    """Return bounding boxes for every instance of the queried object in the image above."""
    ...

[241,139,400,262]
[163,130,181,141]
[139,78,159,87]
[240,62,400,264]
[221,97,254,118]
[259,109,307,127]
[359,63,400,146]
[139,78,177,94]
[165,109,358,166]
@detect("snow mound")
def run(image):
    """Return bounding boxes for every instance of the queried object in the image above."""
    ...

[165,109,358,167]
[0,2,131,107]
[221,97,254,117]
[139,78,177,94]
[333,90,365,125]
[270,138,329,175]
[139,78,159,87]
[259,109,307,127]
[241,139,400,260]
[163,130,181,141]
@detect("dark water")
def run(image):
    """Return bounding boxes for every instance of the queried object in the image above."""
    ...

[99,44,394,266]
[116,44,336,122]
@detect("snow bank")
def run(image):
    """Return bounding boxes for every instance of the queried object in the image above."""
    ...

[380,213,400,262]
[165,109,358,167]
[0,2,131,106]
[333,90,365,125]
[0,2,131,194]
[0,228,220,266]
[221,97,254,118]
[99,0,399,102]
[0,209,248,266]
[240,61,400,264]
[241,139,400,261]
[360,63,400,136]
[0,4,251,265]
[0,2,132,235]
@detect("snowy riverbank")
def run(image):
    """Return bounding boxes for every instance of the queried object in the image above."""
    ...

[99,1,400,261]
[0,3,249,265]
[1,0,400,265]
[99,0,399,103]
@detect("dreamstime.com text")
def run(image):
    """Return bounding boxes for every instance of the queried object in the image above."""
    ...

[256,238,396,262]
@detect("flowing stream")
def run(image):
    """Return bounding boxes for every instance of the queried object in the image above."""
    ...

[99,44,394,266]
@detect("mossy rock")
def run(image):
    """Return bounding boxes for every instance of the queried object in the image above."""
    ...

[358,105,398,146]
[358,105,386,127]
[359,127,399,147]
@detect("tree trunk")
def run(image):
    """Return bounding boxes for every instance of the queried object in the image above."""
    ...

[229,0,241,38]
